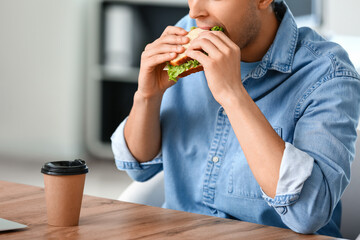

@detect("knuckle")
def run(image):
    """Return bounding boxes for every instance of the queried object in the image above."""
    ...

[223,47,231,56]
[198,38,208,45]
[176,36,185,43]
[163,26,171,33]
[163,26,176,36]
[165,26,173,31]
[172,45,180,52]
[144,43,152,51]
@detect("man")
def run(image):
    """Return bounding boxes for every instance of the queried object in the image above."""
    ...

[111,0,360,237]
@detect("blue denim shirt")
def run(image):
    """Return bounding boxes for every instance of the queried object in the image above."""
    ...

[111,2,360,237]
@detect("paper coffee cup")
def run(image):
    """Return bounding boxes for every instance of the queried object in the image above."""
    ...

[41,159,88,227]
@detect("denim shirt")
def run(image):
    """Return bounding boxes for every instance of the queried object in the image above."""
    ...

[111,2,360,237]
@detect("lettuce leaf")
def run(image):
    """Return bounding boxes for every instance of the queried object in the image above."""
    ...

[211,26,224,32]
[167,60,200,82]
[166,26,223,82]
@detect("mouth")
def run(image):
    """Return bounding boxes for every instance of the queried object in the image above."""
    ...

[197,23,226,33]
[197,26,212,30]
[196,20,223,29]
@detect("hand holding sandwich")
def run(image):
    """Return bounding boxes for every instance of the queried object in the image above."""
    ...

[185,30,243,108]
[137,26,189,100]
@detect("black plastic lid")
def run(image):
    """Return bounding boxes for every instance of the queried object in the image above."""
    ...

[41,159,88,176]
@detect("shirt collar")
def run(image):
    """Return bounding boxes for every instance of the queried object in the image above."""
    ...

[246,1,299,81]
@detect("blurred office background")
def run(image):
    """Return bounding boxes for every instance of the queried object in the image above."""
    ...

[0,0,359,239]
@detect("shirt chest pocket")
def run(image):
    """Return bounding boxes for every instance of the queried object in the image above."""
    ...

[226,127,282,199]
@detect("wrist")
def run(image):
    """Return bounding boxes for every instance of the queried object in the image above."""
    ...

[136,89,164,101]
[134,90,164,108]
[220,84,249,110]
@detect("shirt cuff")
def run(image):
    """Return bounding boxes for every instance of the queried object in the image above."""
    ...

[262,142,314,208]
[111,117,162,171]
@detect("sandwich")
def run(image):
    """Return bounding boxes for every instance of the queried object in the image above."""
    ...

[165,26,224,82]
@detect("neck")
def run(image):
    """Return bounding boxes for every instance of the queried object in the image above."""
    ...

[241,8,280,62]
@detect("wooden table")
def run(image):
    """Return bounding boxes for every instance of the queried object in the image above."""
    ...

[0,181,337,240]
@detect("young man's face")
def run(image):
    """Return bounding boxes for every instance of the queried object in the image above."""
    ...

[188,0,262,49]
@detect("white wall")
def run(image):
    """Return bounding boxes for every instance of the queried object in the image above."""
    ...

[322,0,360,36]
[0,0,87,160]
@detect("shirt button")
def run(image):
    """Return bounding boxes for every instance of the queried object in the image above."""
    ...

[222,110,227,116]
[212,156,219,163]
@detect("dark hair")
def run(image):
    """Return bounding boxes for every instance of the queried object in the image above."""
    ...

[271,1,276,9]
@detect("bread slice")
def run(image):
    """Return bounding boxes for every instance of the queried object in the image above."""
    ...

[165,27,207,81]
[178,65,204,78]
[169,28,206,66]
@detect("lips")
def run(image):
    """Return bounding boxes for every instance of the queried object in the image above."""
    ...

[197,26,212,30]
[197,24,226,32]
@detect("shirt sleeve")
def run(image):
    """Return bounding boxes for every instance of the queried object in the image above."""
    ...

[111,117,163,182]
[261,142,314,206]
[261,76,360,234]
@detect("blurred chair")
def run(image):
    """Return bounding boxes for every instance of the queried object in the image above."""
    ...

[118,171,164,207]
[118,131,360,239]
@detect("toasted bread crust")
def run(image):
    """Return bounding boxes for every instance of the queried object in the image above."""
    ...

[170,56,193,66]
[170,28,206,66]
[178,65,204,78]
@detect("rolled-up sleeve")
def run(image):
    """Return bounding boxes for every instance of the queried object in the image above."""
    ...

[262,142,314,208]
[262,76,360,233]
[111,118,163,182]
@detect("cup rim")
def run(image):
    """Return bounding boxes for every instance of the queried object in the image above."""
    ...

[41,159,88,176]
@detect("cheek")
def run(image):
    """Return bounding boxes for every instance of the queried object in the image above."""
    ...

[224,10,260,47]
[223,18,244,45]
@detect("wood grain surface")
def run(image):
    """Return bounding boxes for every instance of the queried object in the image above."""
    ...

[0,181,338,240]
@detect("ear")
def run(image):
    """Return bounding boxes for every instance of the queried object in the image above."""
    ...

[258,0,273,10]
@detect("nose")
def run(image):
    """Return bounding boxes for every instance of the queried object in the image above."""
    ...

[188,0,207,19]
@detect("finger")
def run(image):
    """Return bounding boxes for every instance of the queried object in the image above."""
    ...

[145,35,189,51]
[187,38,221,58]
[185,49,209,66]
[197,32,235,58]
[197,32,229,52]
[142,52,177,68]
[142,44,185,59]
[161,26,188,37]
[204,30,237,49]
[159,34,190,46]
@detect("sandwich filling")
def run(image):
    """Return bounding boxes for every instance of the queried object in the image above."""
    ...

[167,60,200,82]
[167,26,224,82]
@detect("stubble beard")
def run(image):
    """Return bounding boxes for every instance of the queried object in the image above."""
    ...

[236,3,262,50]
